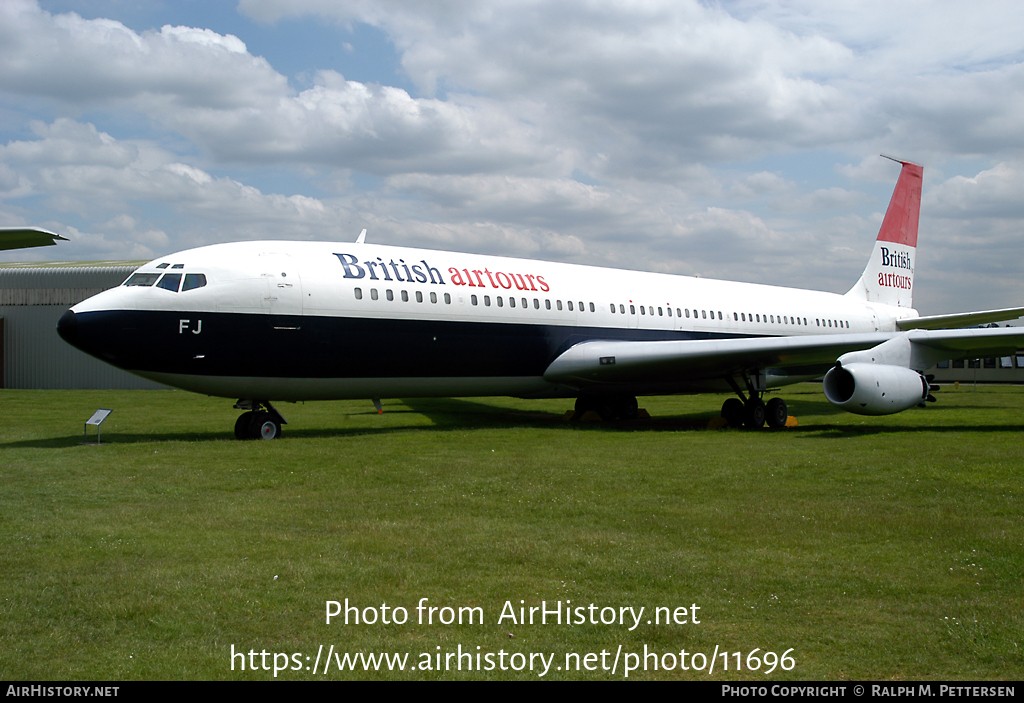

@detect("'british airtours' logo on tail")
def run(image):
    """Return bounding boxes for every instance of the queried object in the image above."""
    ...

[847,157,921,308]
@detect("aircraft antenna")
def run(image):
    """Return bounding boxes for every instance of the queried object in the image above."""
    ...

[880,154,922,167]
[356,229,367,244]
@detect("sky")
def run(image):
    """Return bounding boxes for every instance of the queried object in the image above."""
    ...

[1,0,1023,316]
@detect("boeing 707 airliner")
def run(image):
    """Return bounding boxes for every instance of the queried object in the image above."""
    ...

[55,158,1024,439]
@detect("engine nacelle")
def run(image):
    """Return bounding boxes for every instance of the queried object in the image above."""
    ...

[822,362,928,416]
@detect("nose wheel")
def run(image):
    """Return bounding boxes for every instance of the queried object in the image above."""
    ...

[233,401,286,440]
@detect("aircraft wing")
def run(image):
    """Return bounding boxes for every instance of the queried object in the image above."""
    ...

[543,328,1024,389]
[0,227,68,251]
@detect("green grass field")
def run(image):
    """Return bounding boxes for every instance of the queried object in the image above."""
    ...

[1,385,1022,680]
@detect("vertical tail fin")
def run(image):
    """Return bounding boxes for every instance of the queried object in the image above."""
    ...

[846,157,922,308]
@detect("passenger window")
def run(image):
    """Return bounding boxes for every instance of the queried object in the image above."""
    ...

[557,300,563,311]
[416,291,423,303]
[667,307,672,317]
[534,299,539,309]
[430,292,437,303]
[630,305,636,314]
[157,273,181,292]
[649,306,654,316]
[401,290,409,302]
[610,304,616,313]
[676,308,681,317]
[484,296,491,306]
[182,273,207,291]
[589,302,595,312]
[471,295,478,305]
[640,306,645,315]
[579,301,584,311]
[717,311,722,320]
[370,288,378,300]
[685,309,690,318]
[701,310,706,319]
[546,299,551,310]
[445,293,451,304]
[510,297,516,308]
[497,296,504,307]
[620,304,626,314]
[354,287,363,300]
[124,273,160,287]
[386,289,394,301]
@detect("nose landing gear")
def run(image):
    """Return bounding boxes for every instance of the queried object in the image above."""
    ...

[233,400,286,440]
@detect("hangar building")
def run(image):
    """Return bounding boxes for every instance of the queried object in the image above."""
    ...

[0,263,166,389]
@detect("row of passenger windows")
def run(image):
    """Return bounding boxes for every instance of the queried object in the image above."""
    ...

[124,272,208,292]
[351,287,851,328]
[353,287,589,310]
[609,305,849,328]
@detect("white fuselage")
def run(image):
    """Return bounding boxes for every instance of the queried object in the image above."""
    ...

[65,240,918,401]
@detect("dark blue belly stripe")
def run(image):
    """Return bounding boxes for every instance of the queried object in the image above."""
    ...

[67,309,748,379]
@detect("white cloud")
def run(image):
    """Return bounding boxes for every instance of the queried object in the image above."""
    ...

[0,1,287,107]
[926,162,1024,219]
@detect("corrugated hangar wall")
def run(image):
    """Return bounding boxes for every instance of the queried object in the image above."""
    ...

[0,266,168,389]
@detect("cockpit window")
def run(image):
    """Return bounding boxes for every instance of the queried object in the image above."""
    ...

[124,273,160,287]
[156,263,170,269]
[171,264,185,269]
[156,273,182,292]
[182,273,207,291]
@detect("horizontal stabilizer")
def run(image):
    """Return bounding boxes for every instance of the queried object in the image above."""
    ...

[897,307,1024,330]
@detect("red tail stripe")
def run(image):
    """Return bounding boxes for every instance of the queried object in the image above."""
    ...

[876,161,922,248]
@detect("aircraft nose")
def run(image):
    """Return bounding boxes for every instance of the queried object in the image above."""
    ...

[57,309,78,347]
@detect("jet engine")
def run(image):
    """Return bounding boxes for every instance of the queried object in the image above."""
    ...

[822,362,928,416]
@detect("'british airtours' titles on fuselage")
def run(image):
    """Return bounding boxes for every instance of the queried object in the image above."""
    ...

[334,253,551,292]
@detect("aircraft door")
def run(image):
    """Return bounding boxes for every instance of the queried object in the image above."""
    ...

[260,255,303,317]
[626,301,640,329]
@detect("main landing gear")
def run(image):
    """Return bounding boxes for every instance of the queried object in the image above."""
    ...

[721,374,788,429]
[574,394,639,421]
[233,400,287,440]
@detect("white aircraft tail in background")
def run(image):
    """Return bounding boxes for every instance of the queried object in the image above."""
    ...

[846,156,921,308]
